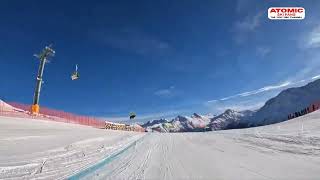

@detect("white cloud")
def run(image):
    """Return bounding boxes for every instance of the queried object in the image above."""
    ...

[235,0,251,13]
[312,74,320,80]
[215,101,265,112]
[234,12,263,32]
[207,99,218,103]
[154,86,175,98]
[256,47,271,57]
[220,95,238,101]
[206,75,320,103]
[239,81,291,97]
[233,12,263,43]
[205,95,267,114]
[207,80,305,103]
[205,74,320,115]
[298,79,306,83]
[289,47,320,81]
[306,25,320,48]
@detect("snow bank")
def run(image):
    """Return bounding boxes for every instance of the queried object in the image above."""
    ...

[0,100,15,111]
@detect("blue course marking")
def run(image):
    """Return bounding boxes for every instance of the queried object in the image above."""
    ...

[67,135,146,180]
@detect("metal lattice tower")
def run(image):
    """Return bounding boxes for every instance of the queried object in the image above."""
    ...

[31,45,55,114]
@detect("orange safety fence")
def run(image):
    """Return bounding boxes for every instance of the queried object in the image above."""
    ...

[0,102,105,128]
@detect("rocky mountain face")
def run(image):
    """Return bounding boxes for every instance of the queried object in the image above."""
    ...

[209,109,254,130]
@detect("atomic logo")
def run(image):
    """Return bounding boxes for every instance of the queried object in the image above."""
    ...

[268,7,305,20]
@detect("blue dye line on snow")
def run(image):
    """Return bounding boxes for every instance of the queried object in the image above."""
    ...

[67,135,146,180]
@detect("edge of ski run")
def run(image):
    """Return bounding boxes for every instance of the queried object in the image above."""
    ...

[66,134,148,180]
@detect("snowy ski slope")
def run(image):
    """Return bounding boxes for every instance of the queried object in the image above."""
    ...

[1,110,320,179]
[0,116,144,179]
[83,111,320,180]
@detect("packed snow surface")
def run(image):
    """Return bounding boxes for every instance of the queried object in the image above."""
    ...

[0,116,143,179]
[0,100,24,112]
[1,110,320,179]
[85,111,320,180]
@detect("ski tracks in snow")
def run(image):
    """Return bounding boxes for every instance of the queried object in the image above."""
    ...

[86,133,159,179]
[85,133,181,180]
[89,132,320,180]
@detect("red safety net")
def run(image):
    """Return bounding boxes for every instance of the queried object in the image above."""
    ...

[0,102,105,128]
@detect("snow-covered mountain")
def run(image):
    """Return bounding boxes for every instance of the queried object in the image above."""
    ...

[142,111,251,132]
[142,113,212,132]
[143,79,320,132]
[209,109,254,130]
[171,113,211,132]
[142,119,168,128]
[250,79,320,126]
[211,79,320,128]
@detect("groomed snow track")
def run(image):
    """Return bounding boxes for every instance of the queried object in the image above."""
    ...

[72,111,320,180]
[0,116,144,180]
[1,111,320,179]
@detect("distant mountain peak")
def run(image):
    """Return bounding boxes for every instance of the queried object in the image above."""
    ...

[224,109,235,114]
[192,113,201,118]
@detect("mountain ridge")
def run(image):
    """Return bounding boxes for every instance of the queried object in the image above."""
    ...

[143,79,320,132]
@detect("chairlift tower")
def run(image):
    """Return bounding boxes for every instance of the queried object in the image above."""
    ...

[31,45,55,115]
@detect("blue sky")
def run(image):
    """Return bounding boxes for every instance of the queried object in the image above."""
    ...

[1,0,320,122]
